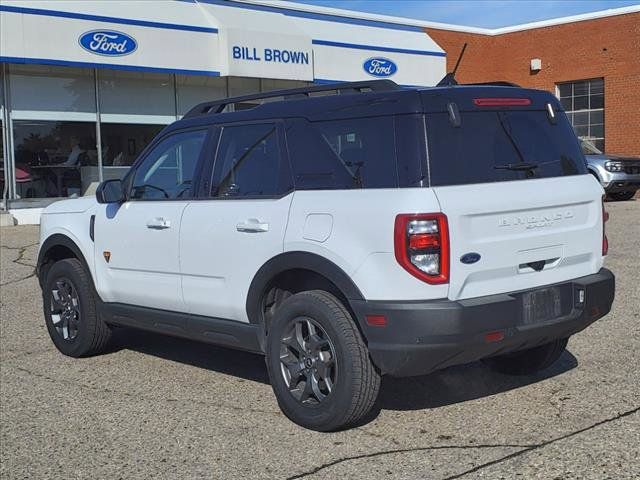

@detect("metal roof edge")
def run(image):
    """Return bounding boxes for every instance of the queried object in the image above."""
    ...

[233,1,640,36]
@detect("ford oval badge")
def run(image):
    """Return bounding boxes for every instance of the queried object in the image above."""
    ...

[79,30,137,56]
[363,57,397,77]
[460,252,481,265]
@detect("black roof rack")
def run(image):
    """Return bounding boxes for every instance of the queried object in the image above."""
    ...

[183,80,401,118]
[466,81,521,87]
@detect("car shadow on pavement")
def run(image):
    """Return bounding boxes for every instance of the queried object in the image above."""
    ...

[376,350,578,412]
[109,327,270,384]
[109,327,577,421]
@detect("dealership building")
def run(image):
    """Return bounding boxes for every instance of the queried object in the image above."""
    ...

[0,0,638,223]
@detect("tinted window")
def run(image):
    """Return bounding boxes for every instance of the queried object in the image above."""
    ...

[286,116,398,190]
[131,129,206,200]
[426,110,587,187]
[211,123,290,197]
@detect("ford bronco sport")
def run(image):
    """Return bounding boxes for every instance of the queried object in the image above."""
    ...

[582,139,640,201]
[37,80,615,431]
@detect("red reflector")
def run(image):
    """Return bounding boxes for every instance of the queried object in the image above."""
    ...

[409,233,440,250]
[473,98,532,107]
[366,315,387,327]
[484,331,504,343]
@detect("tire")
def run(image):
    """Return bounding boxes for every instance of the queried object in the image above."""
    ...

[608,190,636,201]
[43,258,111,357]
[482,338,568,375]
[265,290,380,431]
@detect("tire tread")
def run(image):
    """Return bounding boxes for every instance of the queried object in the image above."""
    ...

[44,258,111,357]
[300,290,380,428]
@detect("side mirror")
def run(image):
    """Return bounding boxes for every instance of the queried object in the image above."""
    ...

[96,179,125,204]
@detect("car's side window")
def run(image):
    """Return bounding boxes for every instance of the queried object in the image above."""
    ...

[285,116,398,190]
[210,123,291,198]
[130,129,207,200]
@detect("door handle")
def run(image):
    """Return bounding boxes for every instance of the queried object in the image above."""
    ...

[236,219,269,233]
[146,217,171,230]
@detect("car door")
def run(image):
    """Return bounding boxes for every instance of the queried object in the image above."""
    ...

[94,128,209,312]
[180,121,294,323]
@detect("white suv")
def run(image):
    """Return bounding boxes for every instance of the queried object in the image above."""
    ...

[37,80,615,431]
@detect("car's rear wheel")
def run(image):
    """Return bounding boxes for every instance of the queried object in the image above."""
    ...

[43,258,111,357]
[482,338,568,375]
[608,190,636,201]
[266,290,380,431]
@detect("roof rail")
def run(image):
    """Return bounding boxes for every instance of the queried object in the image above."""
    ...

[466,81,521,87]
[183,80,401,118]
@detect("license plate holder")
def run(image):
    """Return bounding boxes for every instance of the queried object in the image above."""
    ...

[522,287,563,324]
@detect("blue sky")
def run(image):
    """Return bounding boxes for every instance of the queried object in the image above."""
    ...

[290,0,639,28]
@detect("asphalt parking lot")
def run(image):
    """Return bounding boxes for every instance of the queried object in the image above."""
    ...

[1,200,639,479]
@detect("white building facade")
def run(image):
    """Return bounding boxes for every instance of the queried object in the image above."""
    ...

[0,0,446,219]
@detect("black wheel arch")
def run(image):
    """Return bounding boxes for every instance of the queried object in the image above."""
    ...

[37,234,92,289]
[246,251,365,340]
[587,167,602,182]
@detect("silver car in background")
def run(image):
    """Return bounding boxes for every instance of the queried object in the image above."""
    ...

[582,140,640,201]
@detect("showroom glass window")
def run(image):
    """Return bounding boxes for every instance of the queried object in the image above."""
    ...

[9,64,98,198]
[1,66,5,198]
[176,75,227,117]
[99,70,174,181]
[557,78,604,151]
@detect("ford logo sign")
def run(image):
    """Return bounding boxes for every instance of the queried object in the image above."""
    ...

[460,252,482,265]
[79,30,137,57]
[363,57,397,77]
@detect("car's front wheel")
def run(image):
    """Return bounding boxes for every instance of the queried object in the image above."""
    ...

[43,258,112,357]
[608,190,636,201]
[266,290,380,431]
[482,338,568,375]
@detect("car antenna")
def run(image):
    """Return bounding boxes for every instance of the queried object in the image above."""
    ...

[436,43,467,87]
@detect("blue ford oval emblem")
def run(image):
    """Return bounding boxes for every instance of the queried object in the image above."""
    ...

[363,57,397,77]
[79,30,137,56]
[460,252,481,265]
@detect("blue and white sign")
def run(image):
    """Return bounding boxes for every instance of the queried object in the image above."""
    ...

[79,30,137,57]
[363,57,397,77]
[232,46,310,65]
[225,28,314,81]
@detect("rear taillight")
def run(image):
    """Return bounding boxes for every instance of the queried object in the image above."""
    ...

[394,213,449,284]
[602,196,609,256]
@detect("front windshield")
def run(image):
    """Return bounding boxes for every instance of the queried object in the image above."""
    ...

[581,139,602,155]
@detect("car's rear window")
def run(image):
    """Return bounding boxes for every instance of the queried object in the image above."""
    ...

[426,110,587,187]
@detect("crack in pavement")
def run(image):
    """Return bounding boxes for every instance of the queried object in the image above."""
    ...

[7,363,280,417]
[286,406,640,480]
[0,243,38,286]
[441,406,640,480]
[285,443,533,480]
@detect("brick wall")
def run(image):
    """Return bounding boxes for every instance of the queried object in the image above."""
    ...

[425,12,640,156]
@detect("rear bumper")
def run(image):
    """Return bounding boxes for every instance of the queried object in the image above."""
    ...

[352,268,615,377]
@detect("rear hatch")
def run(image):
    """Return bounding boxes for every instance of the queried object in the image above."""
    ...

[422,87,605,300]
